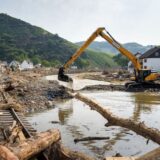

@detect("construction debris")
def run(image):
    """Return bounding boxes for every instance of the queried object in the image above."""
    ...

[74,136,110,143]
[136,147,160,160]
[0,129,60,160]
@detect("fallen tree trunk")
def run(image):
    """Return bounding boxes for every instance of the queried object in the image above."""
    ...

[75,93,160,145]
[136,147,160,160]
[0,145,19,160]
[49,142,95,160]
[0,103,22,111]
[8,129,61,160]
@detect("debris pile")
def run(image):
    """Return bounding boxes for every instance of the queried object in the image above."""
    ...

[0,70,72,113]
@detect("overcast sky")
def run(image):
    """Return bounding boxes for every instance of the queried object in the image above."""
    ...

[0,0,160,45]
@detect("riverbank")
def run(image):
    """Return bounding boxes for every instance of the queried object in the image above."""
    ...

[1,69,160,114]
[0,69,72,113]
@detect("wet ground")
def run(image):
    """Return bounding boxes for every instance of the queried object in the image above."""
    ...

[46,74,110,90]
[27,89,160,159]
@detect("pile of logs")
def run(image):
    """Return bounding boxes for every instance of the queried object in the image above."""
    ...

[0,129,60,160]
[0,127,95,160]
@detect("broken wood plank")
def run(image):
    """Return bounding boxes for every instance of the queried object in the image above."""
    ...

[8,129,61,160]
[74,136,110,143]
[75,93,160,145]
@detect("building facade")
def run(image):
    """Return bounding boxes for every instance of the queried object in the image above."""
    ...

[140,47,160,72]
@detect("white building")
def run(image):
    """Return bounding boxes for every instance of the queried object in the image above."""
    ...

[20,60,34,70]
[9,60,20,71]
[0,61,8,73]
[140,47,160,72]
[71,65,77,69]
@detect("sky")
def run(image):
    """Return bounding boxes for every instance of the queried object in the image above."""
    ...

[0,0,160,45]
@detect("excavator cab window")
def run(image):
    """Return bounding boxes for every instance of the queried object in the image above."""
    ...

[138,70,151,82]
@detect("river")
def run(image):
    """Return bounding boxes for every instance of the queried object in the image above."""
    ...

[27,77,160,159]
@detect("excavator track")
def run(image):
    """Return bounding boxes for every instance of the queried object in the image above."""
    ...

[125,82,160,91]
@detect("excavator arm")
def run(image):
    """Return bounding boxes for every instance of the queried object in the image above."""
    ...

[58,27,105,82]
[58,27,159,83]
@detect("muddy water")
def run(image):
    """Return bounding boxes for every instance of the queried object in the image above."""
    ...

[45,74,110,90]
[27,91,160,159]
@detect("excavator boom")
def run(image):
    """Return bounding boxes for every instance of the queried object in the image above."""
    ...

[58,27,105,82]
[58,27,159,84]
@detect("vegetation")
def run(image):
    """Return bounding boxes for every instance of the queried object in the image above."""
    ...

[77,41,153,68]
[113,54,129,67]
[0,13,117,68]
[76,41,153,55]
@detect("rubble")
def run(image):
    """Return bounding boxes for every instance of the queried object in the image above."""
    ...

[0,70,72,113]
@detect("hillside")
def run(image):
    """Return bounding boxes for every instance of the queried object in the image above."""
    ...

[0,13,117,68]
[76,41,153,55]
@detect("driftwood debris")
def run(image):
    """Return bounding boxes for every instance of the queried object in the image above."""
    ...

[0,145,19,160]
[0,123,95,160]
[75,93,160,145]
[1,129,60,160]
[49,142,95,160]
[74,136,110,143]
[0,91,22,111]
[0,103,22,111]
[106,158,135,160]
[7,121,26,143]
[136,147,160,160]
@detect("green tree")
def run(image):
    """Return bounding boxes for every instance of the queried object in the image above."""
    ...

[41,60,50,67]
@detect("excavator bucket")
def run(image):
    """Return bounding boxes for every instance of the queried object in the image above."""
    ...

[58,67,73,82]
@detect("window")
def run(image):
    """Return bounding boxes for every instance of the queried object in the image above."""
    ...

[144,66,147,69]
[144,59,147,63]
[155,52,159,57]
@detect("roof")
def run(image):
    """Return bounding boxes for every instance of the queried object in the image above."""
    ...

[9,60,20,65]
[135,52,142,56]
[22,60,33,64]
[140,46,160,59]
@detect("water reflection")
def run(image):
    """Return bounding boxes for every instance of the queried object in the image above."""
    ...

[27,91,160,159]
[58,100,73,125]
[132,92,160,122]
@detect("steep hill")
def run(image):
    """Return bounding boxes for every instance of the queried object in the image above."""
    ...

[76,41,153,55]
[0,13,117,68]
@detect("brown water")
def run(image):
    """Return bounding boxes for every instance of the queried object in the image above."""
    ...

[27,91,160,159]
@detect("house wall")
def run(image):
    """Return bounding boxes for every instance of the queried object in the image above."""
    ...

[128,53,141,73]
[142,58,160,71]
[128,61,134,73]
[20,60,34,70]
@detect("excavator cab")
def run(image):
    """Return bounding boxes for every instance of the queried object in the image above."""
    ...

[58,67,73,82]
[137,69,152,82]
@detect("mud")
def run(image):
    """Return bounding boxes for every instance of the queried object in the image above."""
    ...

[1,70,160,114]
[81,84,160,92]
[81,84,125,91]
[0,70,72,113]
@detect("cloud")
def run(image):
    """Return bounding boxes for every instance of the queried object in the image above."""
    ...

[0,0,160,45]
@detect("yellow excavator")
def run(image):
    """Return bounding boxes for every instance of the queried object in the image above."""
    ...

[58,27,160,88]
